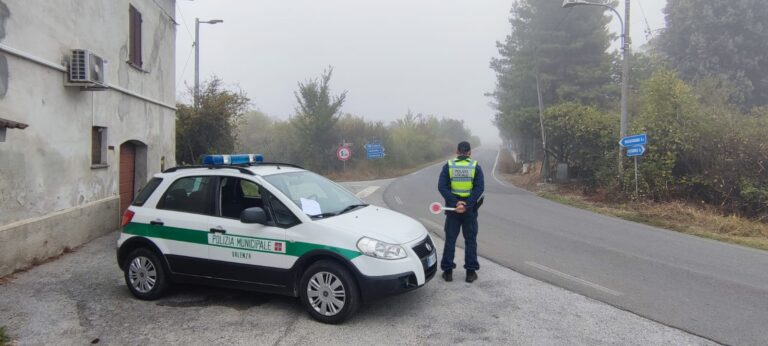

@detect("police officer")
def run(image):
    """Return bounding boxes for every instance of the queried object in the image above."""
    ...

[438,141,484,283]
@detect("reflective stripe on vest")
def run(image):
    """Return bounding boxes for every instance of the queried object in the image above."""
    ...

[448,158,477,197]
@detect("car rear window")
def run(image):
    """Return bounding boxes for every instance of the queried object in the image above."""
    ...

[132,178,163,206]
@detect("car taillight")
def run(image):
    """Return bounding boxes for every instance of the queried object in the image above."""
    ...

[121,209,135,227]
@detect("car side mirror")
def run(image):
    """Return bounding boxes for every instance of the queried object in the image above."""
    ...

[240,207,268,224]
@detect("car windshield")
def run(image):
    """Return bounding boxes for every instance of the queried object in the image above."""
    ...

[263,171,366,219]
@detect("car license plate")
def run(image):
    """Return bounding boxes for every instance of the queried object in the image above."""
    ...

[426,252,437,267]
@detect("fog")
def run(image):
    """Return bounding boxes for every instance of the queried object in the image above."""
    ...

[175,0,667,145]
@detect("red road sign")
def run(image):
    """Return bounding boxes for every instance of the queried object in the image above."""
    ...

[336,146,351,161]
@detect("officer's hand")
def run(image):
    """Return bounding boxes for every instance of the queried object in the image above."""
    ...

[455,202,466,214]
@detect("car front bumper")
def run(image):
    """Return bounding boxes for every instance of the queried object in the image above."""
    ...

[352,235,438,302]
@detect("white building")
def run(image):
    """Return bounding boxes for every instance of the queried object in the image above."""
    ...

[0,0,176,276]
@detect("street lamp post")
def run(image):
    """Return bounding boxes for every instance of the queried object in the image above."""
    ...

[194,18,223,108]
[562,0,630,177]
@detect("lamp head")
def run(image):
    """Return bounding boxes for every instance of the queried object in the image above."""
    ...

[562,0,591,8]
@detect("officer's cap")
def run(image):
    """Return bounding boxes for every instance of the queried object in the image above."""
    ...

[457,141,471,153]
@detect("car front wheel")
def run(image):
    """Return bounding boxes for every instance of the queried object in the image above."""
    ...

[123,248,169,300]
[299,260,360,324]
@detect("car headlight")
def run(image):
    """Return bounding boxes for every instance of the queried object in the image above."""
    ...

[356,237,407,260]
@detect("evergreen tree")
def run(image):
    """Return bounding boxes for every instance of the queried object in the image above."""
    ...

[490,0,617,142]
[291,67,347,172]
[659,0,768,108]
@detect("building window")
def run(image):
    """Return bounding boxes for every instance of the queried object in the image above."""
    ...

[128,5,143,68]
[92,126,108,167]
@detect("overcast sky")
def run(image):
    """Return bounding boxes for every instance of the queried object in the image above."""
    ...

[175,0,667,144]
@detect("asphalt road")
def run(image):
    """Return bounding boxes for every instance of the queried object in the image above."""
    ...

[383,147,768,346]
[0,176,712,345]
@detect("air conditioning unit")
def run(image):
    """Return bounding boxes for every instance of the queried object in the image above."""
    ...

[66,49,108,89]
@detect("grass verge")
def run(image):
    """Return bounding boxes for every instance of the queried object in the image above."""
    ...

[498,149,768,251]
[539,191,768,251]
[0,325,8,346]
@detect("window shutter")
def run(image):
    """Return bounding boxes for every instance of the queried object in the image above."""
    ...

[128,5,142,67]
[136,10,142,66]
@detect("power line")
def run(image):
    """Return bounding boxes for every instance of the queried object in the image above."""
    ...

[533,7,573,58]
[635,0,654,40]
[177,45,194,88]
[151,0,178,25]
[175,2,196,88]
[176,3,195,42]
[554,7,574,33]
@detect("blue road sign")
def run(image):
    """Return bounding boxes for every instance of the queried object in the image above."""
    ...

[619,133,648,147]
[365,143,385,159]
[626,145,646,157]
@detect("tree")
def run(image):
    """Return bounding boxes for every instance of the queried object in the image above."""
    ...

[291,67,347,171]
[659,0,768,108]
[176,77,250,164]
[542,102,616,187]
[237,111,301,162]
[490,0,617,131]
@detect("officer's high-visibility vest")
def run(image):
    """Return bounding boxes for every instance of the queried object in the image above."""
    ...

[448,158,477,197]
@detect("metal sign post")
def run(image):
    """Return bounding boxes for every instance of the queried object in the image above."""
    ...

[634,157,639,198]
[621,134,648,199]
[337,143,352,172]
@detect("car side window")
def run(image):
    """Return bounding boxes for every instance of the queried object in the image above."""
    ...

[132,177,163,206]
[157,176,216,215]
[219,177,268,220]
[268,194,300,228]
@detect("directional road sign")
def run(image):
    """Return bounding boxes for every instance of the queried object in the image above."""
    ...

[619,133,647,147]
[626,145,646,157]
[364,143,385,159]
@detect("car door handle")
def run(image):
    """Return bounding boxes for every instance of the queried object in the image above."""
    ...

[209,228,226,234]
[150,220,164,226]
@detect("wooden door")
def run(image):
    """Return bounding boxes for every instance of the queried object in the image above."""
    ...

[119,142,136,213]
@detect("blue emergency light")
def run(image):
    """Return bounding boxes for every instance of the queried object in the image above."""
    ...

[202,154,264,165]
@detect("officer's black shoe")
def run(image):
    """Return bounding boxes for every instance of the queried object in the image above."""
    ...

[466,270,478,283]
[442,270,453,282]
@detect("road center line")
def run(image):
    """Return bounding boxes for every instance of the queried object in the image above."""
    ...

[525,261,623,296]
[355,186,380,199]
[394,195,403,205]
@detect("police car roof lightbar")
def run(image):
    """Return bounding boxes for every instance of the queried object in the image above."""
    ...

[163,165,255,175]
[202,154,264,166]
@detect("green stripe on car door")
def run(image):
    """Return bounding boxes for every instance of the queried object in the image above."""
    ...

[123,222,361,260]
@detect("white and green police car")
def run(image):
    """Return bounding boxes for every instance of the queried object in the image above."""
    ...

[117,154,437,323]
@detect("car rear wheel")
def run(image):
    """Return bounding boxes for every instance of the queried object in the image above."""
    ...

[124,248,169,300]
[299,260,360,324]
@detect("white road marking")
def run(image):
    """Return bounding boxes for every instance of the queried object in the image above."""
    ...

[525,261,623,296]
[419,218,444,231]
[492,148,513,188]
[394,195,403,205]
[355,186,380,199]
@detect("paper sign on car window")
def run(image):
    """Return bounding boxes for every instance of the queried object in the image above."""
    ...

[300,198,322,216]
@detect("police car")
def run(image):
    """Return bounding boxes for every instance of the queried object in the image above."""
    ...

[117,154,437,323]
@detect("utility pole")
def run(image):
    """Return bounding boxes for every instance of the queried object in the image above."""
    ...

[194,18,223,109]
[535,71,548,182]
[194,18,199,108]
[619,0,631,177]
[562,0,631,178]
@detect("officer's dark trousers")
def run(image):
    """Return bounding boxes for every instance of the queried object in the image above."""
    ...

[440,210,479,271]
